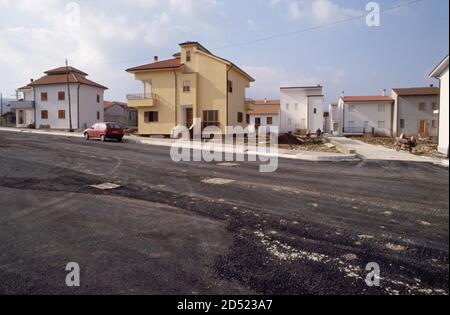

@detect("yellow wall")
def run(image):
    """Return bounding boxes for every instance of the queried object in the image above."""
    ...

[128,43,252,136]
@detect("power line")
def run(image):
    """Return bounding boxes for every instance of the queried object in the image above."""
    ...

[211,0,427,51]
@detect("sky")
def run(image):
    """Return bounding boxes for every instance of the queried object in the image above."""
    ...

[0,0,448,107]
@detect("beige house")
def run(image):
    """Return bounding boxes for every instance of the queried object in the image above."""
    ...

[126,42,254,136]
[392,87,440,137]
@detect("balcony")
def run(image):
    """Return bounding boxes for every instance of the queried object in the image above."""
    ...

[10,100,35,110]
[126,93,156,108]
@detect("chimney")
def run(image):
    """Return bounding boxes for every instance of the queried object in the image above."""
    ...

[382,89,386,96]
[153,56,158,62]
[341,91,345,98]
[30,79,34,83]
[264,98,267,104]
[430,84,434,88]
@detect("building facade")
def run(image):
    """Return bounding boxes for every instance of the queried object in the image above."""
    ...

[10,66,107,130]
[104,101,137,127]
[126,42,254,136]
[246,99,280,132]
[335,95,394,137]
[391,87,440,137]
[279,86,324,134]
[429,55,449,156]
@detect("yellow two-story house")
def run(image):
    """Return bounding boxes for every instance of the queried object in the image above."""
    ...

[126,41,255,136]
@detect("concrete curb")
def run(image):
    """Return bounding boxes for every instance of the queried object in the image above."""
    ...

[0,127,359,163]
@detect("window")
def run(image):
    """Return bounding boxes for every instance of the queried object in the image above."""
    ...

[227,80,233,93]
[419,102,426,111]
[432,102,438,110]
[267,117,273,125]
[237,112,243,123]
[183,80,191,93]
[203,110,219,128]
[313,108,317,114]
[432,120,437,128]
[400,119,405,129]
[144,111,159,123]
[246,114,250,124]
[41,92,48,102]
[41,110,48,119]
[58,110,66,119]
[378,121,386,129]
[97,94,100,103]
[186,50,191,62]
[58,91,65,101]
[286,103,289,110]
[378,104,385,112]
[96,111,100,120]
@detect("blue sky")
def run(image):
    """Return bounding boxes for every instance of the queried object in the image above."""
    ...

[0,0,448,106]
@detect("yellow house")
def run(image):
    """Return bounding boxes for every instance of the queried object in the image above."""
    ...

[126,41,255,136]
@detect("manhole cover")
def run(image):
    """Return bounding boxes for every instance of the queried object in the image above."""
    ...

[90,183,122,190]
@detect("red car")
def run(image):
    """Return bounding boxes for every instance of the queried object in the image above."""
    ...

[84,123,125,142]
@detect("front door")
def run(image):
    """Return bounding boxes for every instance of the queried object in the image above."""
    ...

[185,108,194,129]
[419,120,426,134]
[18,110,24,125]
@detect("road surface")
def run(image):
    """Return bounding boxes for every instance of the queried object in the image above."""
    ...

[0,131,448,295]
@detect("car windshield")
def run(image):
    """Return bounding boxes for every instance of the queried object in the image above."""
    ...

[106,123,121,129]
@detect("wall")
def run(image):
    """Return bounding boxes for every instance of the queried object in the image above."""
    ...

[342,101,393,136]
[393,93,439,137]
[438,68,449,155]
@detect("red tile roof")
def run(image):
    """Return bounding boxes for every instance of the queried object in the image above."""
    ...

[248,106,280,115]
[342,96,393,103]
[44,66,88,76]
[392,87,440,96]
[29,71,107,90]
[104,101,129,110]
[126,58,181,72]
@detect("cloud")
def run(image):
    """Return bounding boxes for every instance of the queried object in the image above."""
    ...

[274,0,362,24]
[0,0,225,99]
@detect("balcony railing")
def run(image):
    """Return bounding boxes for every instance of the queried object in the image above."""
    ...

[126,93,155,101]
[10,100,35,110]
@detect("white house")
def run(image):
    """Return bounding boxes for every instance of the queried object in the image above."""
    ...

[429,55,449,156]
[335,94,394,137]
[246,99,280,132]
[392,87,440,137]
[10,66,107,130]
[279,86,324,134]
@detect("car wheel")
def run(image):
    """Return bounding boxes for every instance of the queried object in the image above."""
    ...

[117,137,123,143]
[84,133,90,141]
[100,135,106,142]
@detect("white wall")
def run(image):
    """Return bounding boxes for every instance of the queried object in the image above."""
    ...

[249,114,280,129]
[33,84,104,130]
[329,104,339,134]
[280,87,324,133]
[339,99,393,136]
[393,93,439,137]
[438,68,449,155]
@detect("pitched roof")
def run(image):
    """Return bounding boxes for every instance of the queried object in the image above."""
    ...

[341,96,394,103]
[126,42,255,82]
[126,58,181,72]
[247,105,280,115]
[29,72,108,90]
[44,66,88,76]
[429,55,449,78]
[392,87,440,96]
[104,101,131,110]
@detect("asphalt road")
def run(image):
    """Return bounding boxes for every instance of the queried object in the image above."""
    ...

[0,131,448,295]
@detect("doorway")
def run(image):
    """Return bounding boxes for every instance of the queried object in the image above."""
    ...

[419,120,426,134]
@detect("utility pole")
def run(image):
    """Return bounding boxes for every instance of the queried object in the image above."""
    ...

[66,59,74,132]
